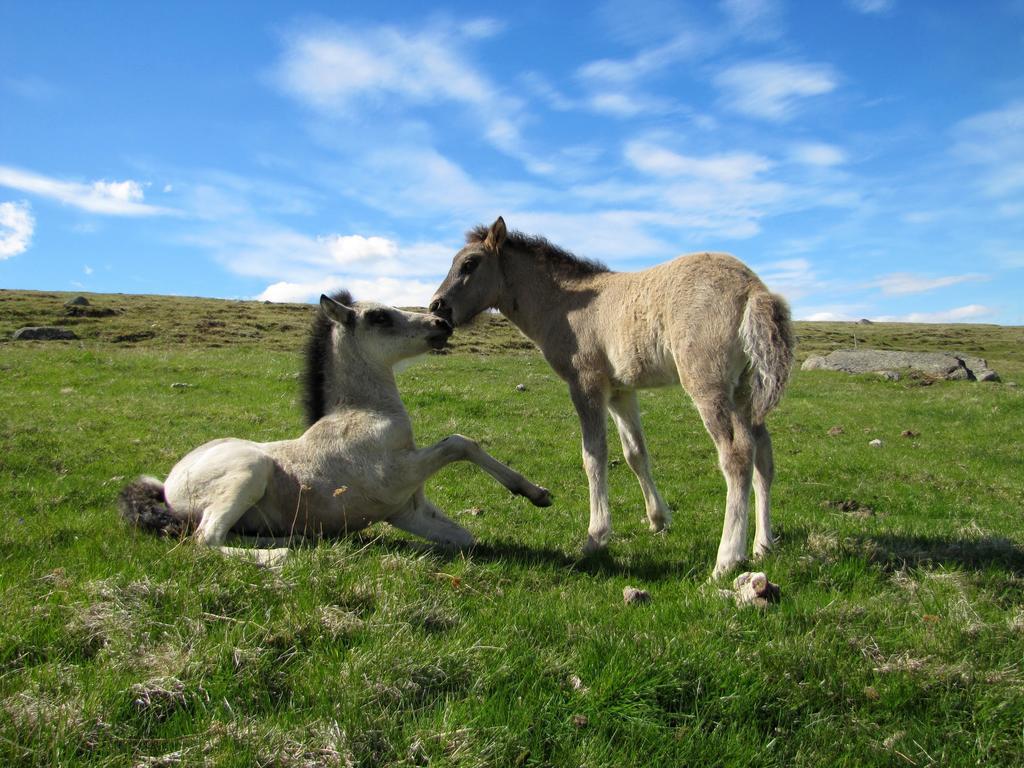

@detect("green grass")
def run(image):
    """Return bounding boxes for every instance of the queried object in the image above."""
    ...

[1,289,1023,766]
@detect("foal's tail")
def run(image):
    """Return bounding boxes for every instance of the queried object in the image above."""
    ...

[740,290,795,424]
[118,476,189,537]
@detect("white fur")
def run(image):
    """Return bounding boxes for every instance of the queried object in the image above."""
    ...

[157,297,551,553]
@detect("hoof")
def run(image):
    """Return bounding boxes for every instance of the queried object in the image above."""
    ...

[532,487,553,507]
[581,532,609,556]
[647,506,671,532]
[436,532,475,550]
[753,535,778,560]
[709,558,746,583]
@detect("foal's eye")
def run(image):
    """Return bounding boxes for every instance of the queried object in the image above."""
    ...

[460,257,479,275]
[366,310,392,326]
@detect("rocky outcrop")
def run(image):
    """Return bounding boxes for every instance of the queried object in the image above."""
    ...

[801,349,999,381]
[12,326,79,341]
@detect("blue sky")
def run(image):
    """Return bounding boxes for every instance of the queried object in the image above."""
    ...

[1,1,1022,323]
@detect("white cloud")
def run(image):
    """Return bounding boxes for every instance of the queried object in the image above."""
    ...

[714,61,837,121]
[83,265,93,275]
[187,220,455,292]
[846,0,893,14]
[334,146,537,222]
[256,275,438,307]
[804,311,850,321]
[721,0,784,41]
[875,304,995,323]
[92,179,144,203]
[626,141,773,181]
[587,91,676,118]
[952,100,1024,199]
[273,21,535,165]
[873,272,988,295]
[323,234,398,267]
[275,25,490,110]
[577,30,708,86]
[0,200,35,258]
[790,143,847,167]
[459,18,505,40]
[0,165,173,216]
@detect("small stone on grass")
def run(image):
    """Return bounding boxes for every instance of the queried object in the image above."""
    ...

[623,586,650,605]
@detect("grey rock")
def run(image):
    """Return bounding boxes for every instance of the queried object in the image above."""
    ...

[800,349,998,381]
[623,586,651,605]
[857,318,873,325]
[731,571,781,608]
[12,326,78,341]
[65,295,90,307]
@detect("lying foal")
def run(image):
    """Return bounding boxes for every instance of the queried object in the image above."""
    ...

[119,292,551,554]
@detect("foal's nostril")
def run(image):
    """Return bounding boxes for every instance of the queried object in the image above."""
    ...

[432,317,452,332]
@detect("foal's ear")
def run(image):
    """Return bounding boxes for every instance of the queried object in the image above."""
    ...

[319,294,355,327]
[484,216,506,252]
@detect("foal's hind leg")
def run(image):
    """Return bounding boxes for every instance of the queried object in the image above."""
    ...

[608,390,671,533]
[388,492,474,549]
[695,396,756,580]
[751,423,775,558]
[192,464,273,547]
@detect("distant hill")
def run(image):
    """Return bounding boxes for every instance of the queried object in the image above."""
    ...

[2,289,1021,375]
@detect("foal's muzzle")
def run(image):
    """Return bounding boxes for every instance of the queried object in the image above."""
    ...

[427,315,453,349]
[428,298,453,326]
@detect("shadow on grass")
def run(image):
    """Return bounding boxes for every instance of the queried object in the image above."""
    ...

[789,523,1024,575]
[865,533,1024,574]
[346,534,706,583]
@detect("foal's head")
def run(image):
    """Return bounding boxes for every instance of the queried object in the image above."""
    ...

[319,293,453,366]
[429,217,507,327]
[304,291,453,424]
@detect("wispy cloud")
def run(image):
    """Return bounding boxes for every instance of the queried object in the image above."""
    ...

[2,75,59,102]
[256,275,439,306]
[720,0,784,41]
[875,304,995,323]
[272,20,544,168]
[873,272,988,295]
[0,200,35,259]
[0,165,174,216]
[578,30,708,86]
[617,138,792,238]
[952,100,1024,199]
[625,141,772,181]
[790,142,847,167]
[274,23,492,111]
[846,0,894,15]
[714,61,837,121]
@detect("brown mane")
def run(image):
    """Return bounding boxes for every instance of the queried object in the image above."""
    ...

[466,225,609,277]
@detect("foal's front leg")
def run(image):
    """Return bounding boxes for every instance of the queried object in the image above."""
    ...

[570,385,612,555]
[409,435,552,506]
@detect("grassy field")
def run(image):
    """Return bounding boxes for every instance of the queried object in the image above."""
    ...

[1,288,1023,767]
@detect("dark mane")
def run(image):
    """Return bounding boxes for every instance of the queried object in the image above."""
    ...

[467,225,609,277]
[301,289,353,426]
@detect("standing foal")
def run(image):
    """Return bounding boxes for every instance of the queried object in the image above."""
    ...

[430,218,794,579]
